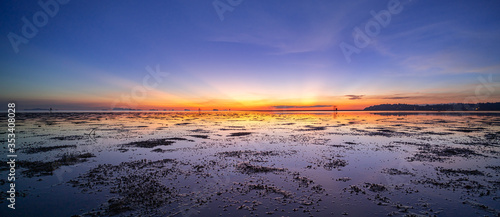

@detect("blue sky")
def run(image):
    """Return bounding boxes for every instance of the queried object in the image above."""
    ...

[1,0,499,110]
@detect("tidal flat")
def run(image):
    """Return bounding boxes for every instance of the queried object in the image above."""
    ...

[0,111,499,216]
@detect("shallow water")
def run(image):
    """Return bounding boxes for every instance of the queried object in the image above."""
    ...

[1,111,499,216]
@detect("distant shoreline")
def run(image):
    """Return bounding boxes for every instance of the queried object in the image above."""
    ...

[4,102,500,113]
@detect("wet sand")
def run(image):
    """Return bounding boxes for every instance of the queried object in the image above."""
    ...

[0,111,499,216]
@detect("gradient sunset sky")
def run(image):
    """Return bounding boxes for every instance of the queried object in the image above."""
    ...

[1,0,499,110]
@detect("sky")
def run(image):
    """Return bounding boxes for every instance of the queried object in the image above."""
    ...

[1,0,499,110]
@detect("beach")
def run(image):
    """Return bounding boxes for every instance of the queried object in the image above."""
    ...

[1,111,499,216]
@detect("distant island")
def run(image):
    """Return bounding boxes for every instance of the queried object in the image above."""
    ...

[364,102,500,111]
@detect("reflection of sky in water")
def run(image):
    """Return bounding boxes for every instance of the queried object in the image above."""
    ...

[0,111,499,216]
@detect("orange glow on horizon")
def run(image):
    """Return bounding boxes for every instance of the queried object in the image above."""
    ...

[18,90,500,111]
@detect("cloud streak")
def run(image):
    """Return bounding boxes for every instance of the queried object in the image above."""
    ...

[382,96,411,100]
[345,95,364,100]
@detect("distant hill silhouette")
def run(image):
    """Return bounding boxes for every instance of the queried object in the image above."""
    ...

[364,103,500,111]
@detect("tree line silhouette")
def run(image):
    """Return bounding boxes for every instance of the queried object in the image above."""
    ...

[364,102,500,111]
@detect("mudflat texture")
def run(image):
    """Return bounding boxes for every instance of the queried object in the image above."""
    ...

[1,111,499,216]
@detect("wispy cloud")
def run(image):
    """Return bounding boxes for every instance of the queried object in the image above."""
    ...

[205,2,351,56]
[382,96,411,99]
[345,95,364,100]
[208,28,338,55]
